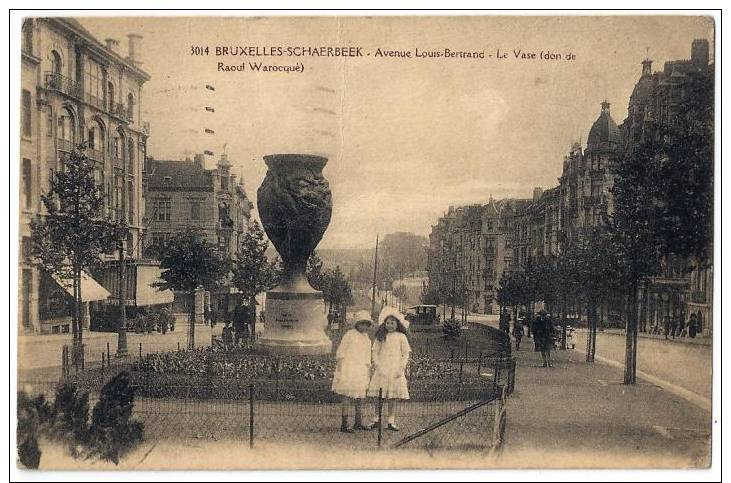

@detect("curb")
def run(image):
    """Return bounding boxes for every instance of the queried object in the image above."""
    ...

[575,347,712,413]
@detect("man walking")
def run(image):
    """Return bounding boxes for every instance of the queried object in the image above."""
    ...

[532,310,555,367]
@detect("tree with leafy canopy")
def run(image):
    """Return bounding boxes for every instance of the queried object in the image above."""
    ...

[155,229,230,349]
[652,73,714,264]
[31,144,120,364]
[232,220,281,337]
[607,135,665,384]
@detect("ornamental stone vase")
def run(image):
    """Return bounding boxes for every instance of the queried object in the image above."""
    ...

[256,154,333,355]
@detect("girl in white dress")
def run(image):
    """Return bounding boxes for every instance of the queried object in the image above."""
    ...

[332,310,373,433]
[367,306,412,432]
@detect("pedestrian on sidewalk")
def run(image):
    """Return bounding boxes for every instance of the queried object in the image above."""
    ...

[688,313,698,339]
[670,316,678,339]
[663,316,671,339]
[678,316,687,338]
[513,317,524,350]
[532,310,554,368]
[332,310,373,433]
[367,306,412,432]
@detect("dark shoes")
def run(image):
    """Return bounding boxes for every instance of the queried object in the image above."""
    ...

[387,424,400,432]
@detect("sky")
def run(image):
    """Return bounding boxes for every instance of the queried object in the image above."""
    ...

[79,15,714,249]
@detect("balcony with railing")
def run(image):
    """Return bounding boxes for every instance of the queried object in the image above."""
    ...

[45,72,81,99]
[87,147,105,164]
[111,102,133,122]
[57,138,74,153]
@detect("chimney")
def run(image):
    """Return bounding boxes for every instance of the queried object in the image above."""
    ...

[104,38,120,53]
[193,153,205,169]
[533,187,543,201]
[127,33,143,65]
[691,39,709,69]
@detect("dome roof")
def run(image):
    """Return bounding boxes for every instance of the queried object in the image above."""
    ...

[587,101,622,151]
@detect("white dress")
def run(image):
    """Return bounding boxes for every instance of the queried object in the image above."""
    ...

[331,329,372,398]
[367,332,411,399]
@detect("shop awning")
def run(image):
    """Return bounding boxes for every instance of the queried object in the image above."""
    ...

[135,265,175,306]
[52,271,111,302]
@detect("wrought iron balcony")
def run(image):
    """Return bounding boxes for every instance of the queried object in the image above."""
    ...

[57,138,74,153]
[87,147,105,163]
[111,102,133,122]
[44,72,81,99]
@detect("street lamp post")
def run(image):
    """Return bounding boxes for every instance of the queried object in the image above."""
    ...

[116,229,128,357]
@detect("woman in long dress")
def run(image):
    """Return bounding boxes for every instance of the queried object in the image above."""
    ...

[367,306,411,432]
[332,310,373,432]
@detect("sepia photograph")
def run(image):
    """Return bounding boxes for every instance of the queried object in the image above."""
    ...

[11,10,719,476]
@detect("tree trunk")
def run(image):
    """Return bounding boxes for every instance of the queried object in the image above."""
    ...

[72,265,83,367]
[188,290,196,350]
[586,299,597,363]
[623,282,639,384]
[249,296,257,340]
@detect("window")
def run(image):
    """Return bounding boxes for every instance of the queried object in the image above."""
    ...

[154,198,171,222]
[21,236,32,263]
[151,232,169,247]
[22,90,31,137]
[50,50,62,75]
[221,175,229,191]
[127,181,134,222]
[22,159,32,209]
[127,138,135,172]
[46,109,53,137]
[84,60,104,106]
[22,269,32,328]
[127,93,134,120]
[190,200,201,220]
[58,107,75,143]
[22,20,33,55]
[107,81,115,111]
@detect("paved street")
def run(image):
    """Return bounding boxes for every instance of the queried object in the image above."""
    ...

[503,345,711,468]
[575,329,712,402]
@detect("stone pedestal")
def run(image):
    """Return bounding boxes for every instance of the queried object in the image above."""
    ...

[258,288,332,355]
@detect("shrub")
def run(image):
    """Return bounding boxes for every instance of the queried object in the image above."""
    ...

[87,372,144,464]
[16,372,144,467]
[443,319,462,340]
[50,383,91,458]
[17,392,53,469]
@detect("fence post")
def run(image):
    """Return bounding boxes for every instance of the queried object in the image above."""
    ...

[450,349,455,364]
[464,339,469,360]
[80,344,85,371]
[61,345,68,380]
[459,361,464,383]
[249,384,255,449]
[139,342,142,361]
[107,341,110,363]
[477,351,482,376]
[101,352,105,385]
[377,388,383,447]
[178,341,181,352]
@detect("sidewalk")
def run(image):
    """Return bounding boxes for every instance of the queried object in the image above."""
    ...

[502,345,711,468]
[594,328,712,346]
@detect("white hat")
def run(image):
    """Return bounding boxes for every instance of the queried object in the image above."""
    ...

[349,310,374,327]
[378,306,410,329]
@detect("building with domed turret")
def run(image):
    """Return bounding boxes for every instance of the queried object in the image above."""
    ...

[427,39,712,327]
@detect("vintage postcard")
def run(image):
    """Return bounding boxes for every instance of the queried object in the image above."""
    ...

[13,12,717,473]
